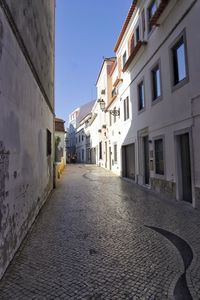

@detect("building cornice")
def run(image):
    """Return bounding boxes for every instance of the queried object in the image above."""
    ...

[114,0,138,53]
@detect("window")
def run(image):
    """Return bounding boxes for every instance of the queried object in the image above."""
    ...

[136,25,140,44]
[82,133,84,141]
[124,97,129,121]
[81,149,84,161]
[46,129,51,156]
[154,138,164,175]
[113,107,117,123]
[138,81,145,111]
[148,0,157,33]
[152,64,161,101]
[142,9,146,38]
[114,144,117,162]
[129,33,135,54]
[112,87,118,98]
[109,113,112,126]
[99,141,102,159]
[172,36,187,86]
[79,135,80,143]
[123,51,127,67]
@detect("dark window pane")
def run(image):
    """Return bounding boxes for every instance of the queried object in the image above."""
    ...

[46,129,51,156]
[138,81,145,110]
[123,51,127,67]
[152,66,161,100]
[114,144,117,162]
[99,142,102,159]
[155,139,164,175]
[136,26,140,44]
[124,97,129,121]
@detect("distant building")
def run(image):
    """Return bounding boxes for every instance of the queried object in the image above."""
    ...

[55,118,66,176]
[0,1,55,278]
[68,100,95,163]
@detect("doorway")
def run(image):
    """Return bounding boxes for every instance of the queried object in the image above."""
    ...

[105,142,107,168]
[109,146,112,170]
[177,132,192,203]
[143,135,150,185]
[122,144,135,180]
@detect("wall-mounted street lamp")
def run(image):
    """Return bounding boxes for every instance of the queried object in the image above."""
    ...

[97,99,120,116]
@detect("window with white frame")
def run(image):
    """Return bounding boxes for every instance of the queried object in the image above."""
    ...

[124,97,129,121]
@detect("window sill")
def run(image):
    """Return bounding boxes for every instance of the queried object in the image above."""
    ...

[151,95,162,106]
[138,107,145,115]
[171,76,189,93]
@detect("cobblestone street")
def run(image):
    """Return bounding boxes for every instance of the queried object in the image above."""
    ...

[0,164,200,300]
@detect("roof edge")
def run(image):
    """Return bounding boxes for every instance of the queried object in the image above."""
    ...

[114,0,138,53]
[96,57,116,85]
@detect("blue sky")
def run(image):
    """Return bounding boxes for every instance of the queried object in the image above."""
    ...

[55,0,132,125]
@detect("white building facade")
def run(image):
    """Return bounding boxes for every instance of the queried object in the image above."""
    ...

[89,0,200,208]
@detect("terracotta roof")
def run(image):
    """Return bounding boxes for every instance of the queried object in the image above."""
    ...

[55,117,65,132]
[114,0,138,53]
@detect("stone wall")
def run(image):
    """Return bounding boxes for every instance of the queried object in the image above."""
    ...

[0,0,55,279]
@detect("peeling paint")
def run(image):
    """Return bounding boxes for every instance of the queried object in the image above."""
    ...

[0,1,54,279]
[0,141,10,269]
[0,141,9,209]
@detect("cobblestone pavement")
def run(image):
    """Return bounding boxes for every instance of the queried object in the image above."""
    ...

[0,164,200,300]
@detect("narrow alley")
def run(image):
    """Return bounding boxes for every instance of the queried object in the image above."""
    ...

[0,164,200,300]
